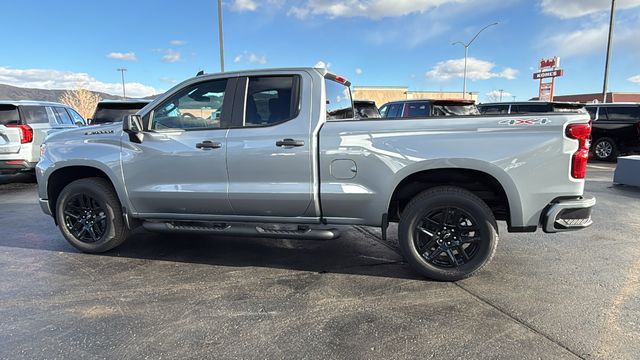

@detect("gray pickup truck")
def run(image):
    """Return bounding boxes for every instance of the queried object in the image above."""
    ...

[36,68,595,281]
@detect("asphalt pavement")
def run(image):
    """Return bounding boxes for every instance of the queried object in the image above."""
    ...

[0,163,638,359]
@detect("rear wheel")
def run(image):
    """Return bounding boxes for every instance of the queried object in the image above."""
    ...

[398,186,498,281]
[55,178,128,253]
[593,137,618,162]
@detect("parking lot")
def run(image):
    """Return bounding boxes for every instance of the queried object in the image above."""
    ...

[0,163,638,359]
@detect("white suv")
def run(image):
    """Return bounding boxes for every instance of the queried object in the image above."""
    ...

[0,101,85,174]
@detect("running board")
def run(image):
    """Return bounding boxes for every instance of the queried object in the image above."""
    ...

[142,221,340,241]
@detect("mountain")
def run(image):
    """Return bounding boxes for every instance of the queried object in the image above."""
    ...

[0,84,155,102]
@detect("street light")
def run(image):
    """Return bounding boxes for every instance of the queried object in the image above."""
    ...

[117,68,127,99]
[452,22,499,100]
[602,0,616,103]
[217,0,225,72]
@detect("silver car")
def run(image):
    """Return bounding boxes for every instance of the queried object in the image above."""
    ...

[0,100,85,174]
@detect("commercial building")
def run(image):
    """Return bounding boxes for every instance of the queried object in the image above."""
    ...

[352,86,478,106]
[531,92,640,103]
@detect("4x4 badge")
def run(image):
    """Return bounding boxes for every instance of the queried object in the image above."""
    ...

[498,118,551,126]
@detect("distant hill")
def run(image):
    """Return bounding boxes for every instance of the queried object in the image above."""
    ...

[0,83,156,102]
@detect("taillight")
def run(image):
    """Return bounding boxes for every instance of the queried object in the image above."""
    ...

[5,124,34,144]
[566,122,592,179]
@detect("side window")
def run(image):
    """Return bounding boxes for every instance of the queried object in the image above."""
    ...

[586,107,598,120]
[480,105,508,115]
[52,107,73,125]
[515,104,553,113]
[379,105,388,117]
[386,104,403,118]
[325,79,353,120]
[406,102,430,117]
[244,76,300,127]
[151,79,228,130]
[66,108,86,125]
[605,107,640,121]
[21,106,49,124]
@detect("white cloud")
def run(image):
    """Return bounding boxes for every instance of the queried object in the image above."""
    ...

[234,52,267,65]
[160,49,181,63]
[629,75,640,83]
[355,68,363,75]
[486,89,513,101]
[169,40,186,46]
[314,61,331,68]
[232,0,258,11]
[288,0,465,19]
[106,52,137,61]
[540,0,640,19]
[159,76,178,84]
[545,23,636,57]
[0,66,159,98]
[425,58,518,81]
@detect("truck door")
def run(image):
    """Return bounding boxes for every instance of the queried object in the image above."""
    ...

[225,73,316,217]
[121,77,236,216]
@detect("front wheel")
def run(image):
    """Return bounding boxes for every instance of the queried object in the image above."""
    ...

[55,177,128,253]
[398,186,498,281]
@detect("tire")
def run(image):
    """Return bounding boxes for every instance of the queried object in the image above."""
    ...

[592,137,618,162]
[398,186,498,281]
[55,177,128,253]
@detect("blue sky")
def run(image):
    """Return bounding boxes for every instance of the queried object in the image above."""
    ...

[1,0,639,101]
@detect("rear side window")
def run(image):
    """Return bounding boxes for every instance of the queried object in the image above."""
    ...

[21,106,49,124]
[0,105,20,125]
[245,76,300,127]
[405,102,430,117]
[604,107,640,121]
[52,107,73,125]
[586,107,598,120]
[325,79,353,120]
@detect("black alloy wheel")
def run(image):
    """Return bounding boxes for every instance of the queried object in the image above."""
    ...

[63,194,108,243]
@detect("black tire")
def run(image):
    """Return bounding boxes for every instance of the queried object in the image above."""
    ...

[592,137,618,162]
[55,177,128,253]
[398,186,498,281]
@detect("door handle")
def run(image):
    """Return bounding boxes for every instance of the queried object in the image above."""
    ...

[276,138,305,147]
[196,140,222,149]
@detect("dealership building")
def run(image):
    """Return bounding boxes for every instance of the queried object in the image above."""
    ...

[540,92,640,103]
[352,86,478,106]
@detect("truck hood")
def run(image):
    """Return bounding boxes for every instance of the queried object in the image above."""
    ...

[44,123,123,144]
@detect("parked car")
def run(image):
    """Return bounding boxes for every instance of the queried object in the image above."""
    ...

[379,99,479,118]
[478,101,586,115]
[585,103,640,161]
[0,100,85,174]
[89,100,151,125]
[37,68,595,281]
[354,100,381,119]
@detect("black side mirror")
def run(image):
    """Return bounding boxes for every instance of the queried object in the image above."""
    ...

[123,114,144,143]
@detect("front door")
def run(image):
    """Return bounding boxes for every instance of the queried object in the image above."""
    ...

[121,78,235,216]
[226,73,315,217]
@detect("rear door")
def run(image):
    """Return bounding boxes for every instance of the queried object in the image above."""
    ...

[21,106,52,160]
[0,105,22,155]
[601,106,640,144]
[226,73,315,217]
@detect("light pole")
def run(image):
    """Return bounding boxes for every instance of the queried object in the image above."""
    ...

[498,89,504,102]
[217,0,225,72]
[602,0,616,103]
[452,22,499,100]
[117,68,127,99]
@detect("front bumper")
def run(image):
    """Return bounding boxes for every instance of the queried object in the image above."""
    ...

[0,160,36,174]
[542,195,596,233]
[39,198,53,216]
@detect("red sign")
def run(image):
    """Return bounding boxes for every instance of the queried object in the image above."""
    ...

[533,69,564,80]
[539,57,560,69]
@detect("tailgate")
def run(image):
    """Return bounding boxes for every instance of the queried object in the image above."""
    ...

[0,125,22,154]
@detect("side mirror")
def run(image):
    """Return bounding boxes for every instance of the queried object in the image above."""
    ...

[123,114,144,143]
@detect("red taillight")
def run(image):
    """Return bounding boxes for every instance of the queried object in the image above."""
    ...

[566,122,592,179]
[5,124,33,144]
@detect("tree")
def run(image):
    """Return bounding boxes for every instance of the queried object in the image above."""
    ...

[59,89,102,120]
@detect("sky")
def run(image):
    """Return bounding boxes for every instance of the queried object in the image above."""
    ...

[0,0,639,102]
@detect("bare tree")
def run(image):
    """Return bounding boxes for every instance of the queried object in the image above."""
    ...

[59,89,102,120]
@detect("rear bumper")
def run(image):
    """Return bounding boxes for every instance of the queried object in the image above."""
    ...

[0,160,36,174]
[542,195,596,233]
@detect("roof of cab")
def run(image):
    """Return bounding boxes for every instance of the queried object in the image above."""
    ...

[0,100,69,107]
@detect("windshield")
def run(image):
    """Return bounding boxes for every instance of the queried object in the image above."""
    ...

[432,104,480,116]
[91,103,147,124]
[0,105,20,125]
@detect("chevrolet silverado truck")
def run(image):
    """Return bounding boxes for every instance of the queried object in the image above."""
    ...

[36,68,595,281]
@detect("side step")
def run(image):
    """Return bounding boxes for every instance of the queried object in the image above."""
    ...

[142,221,340,241]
